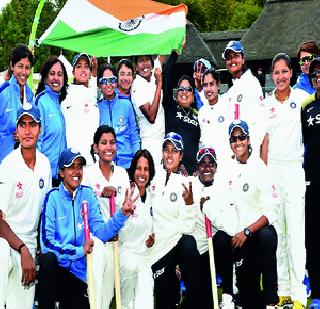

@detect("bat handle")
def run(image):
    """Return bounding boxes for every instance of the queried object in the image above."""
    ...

[82,200,90,241]
[205,216,212,239]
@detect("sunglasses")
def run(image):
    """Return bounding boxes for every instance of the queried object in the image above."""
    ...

[177,86,193,93]
[196,148,217,163]
[311,69,320,78]
[229,134,248,143]
[299,55,314,65]
[99,76,117,85]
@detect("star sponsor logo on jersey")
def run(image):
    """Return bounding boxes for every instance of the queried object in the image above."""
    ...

[153,267,165,279]
[94,183,102,197]
[290,102,297,109]
[269,106,277,119]
[39,177,44,189]
[176,111,198,127]
[170,192,178,202]
[307,114,320,127]
[218,115,225,123]
[16,181,23,199]
[272,184,278,199]
[84,102,89,114]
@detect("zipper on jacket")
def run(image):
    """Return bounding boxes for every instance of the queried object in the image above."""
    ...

[107,99,118,165]
[69,198,77,270]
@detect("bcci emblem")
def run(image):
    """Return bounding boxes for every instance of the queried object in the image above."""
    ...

[290,102,297,109]
[170,192,178,202]
[39,177,44,189]
[237,94,243,102]
[243,183,249,192]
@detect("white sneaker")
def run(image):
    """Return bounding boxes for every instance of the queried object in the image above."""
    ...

[220,293,235,309]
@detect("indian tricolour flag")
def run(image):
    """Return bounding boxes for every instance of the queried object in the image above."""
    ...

[39,0,187,56]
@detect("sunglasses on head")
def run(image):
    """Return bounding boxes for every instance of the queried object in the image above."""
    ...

[311,69,320,78]
[177,86,193,93]
[99,76,117,85]
[229,134,248,143]
[196,148,217,163]
[299,55,314,65]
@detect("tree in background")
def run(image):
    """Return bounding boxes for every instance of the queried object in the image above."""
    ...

[0,0,69,72]
[0,0,264,71]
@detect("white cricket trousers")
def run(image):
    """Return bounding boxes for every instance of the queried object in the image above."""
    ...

[91,236,114,309]
[269,160,307,305]
[120,249,154,309]
[0,238,35,309]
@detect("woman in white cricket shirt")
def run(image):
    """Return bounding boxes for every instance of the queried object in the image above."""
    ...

[82,125,130,309]
[150,132,201,309]
[61,53,99,165]
[119,149,155,309]
[264,53,309,308]
[203,120,279,309]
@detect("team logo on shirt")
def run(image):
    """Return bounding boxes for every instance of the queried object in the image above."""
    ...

[84,102,89,114]
[237,94,243,102]
[39,177,44,189]
[218,115,225,123]
[290,102,297,109]
[117,186,122,195]
[170,192,178,202]
[243,183,249,192]
[16,181,23,199]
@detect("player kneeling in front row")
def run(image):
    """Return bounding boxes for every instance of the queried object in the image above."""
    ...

[37,148,138,309]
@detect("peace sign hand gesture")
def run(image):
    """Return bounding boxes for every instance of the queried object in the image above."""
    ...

[182,181,194,205]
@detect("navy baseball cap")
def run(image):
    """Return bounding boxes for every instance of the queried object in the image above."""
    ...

[163,132,184,151]
[58,148,86,170]
[228,120,249,137]
[222,41,244,59]
[72,53,91,68]
[16,104,41,124]
[193,58,212,72]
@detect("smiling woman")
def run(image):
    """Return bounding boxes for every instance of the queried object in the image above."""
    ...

[35,56,68,185]
[0,44,34,163]
[264,53,310,308]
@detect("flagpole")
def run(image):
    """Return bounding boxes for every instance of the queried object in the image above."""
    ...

[28,0,46,90]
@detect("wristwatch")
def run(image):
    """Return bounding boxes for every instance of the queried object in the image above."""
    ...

[243,227,251,237]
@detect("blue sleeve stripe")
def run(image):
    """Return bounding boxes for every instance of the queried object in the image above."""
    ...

[41,188,77,256]
[0,82,9,93]
[35,91,45,106]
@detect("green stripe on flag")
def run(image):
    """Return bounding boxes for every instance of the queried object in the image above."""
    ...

[41,21,185,56]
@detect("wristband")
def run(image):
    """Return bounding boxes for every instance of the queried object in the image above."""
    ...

[18,243,26,253]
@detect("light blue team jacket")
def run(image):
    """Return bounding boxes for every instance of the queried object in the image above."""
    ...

[0,76,33,163]
[98,94,140,169]
[41,183,128,282]
[35,85,67,179]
